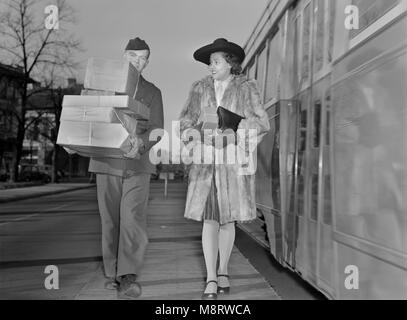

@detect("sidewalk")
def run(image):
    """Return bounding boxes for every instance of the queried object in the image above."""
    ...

[75,181,280,300]
[0,183,95,204]
[0,180,280,300]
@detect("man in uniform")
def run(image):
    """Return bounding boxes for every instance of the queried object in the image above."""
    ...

[88,37,164,299]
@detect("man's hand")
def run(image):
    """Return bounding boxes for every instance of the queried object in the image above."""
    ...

[63,147,77,155]
[135,119,149,135]
[123,136,144,159]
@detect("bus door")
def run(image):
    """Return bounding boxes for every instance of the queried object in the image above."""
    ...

[302,0,335,297]
[283,99,300,269]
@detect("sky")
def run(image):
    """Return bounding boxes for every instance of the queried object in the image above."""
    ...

[0,0,268,151]
[63,0,269,149]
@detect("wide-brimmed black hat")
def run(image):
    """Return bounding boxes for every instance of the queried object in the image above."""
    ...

[193,38,245,65]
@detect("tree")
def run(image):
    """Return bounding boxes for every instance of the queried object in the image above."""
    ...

[29,72,82,183]
[0,0,81,181]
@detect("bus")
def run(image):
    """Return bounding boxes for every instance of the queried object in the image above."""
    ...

[243,0,407,299]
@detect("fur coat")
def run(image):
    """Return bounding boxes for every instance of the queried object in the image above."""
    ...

[178,74,270,224]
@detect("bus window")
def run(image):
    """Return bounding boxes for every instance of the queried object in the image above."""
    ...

[325,92,331,146]
[292,17,301,89]
[247,59,256,80]
[314,0,325,73]
[328,0,336,63]
[313,100,322,148]
[311,173,319,221]
[350,0,400,38]
[256,45,267,101]
[302,4,311,81]
[265,35,279,103]
[324,174,332,225]
[297,98,307,217]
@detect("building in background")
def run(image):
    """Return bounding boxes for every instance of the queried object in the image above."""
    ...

[0,63,38,181]
[0,65,89,181]
[24,78,90,180]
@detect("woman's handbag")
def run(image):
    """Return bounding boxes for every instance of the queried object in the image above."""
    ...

[217,106,245,132]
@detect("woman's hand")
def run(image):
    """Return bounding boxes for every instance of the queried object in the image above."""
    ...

[216,130,237,149]
[199,128,237,149]
[202,130,215,146]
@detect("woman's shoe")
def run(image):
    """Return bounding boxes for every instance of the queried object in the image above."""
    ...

[217,274,230,294]
[201,280,218,300]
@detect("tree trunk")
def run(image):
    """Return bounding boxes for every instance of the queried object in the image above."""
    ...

[51,143,59,183]
[11,123,25,182]
[11,79,28,183]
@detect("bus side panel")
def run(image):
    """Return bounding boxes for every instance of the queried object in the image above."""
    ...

[332,14,407,299]
[336,243,407,299]
[333,42,407,253]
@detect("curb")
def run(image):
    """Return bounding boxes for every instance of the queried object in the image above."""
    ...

[0,184,96,204]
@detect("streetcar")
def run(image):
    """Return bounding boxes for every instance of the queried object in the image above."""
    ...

[243,0,407,299]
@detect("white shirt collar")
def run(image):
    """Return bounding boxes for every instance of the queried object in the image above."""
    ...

[214,75,233,106]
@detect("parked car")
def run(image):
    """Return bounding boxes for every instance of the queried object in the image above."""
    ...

[0,170,10,182]
[19,165,51,182]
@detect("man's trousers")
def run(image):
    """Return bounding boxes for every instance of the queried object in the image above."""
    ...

[96,173,150,278]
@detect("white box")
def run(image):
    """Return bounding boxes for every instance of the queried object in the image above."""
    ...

[84,58,139,94]
[60,106,121,123]
[57,121,140,159]
[81,89,115,96]
[57,121,129,148]
[62,95,150,120]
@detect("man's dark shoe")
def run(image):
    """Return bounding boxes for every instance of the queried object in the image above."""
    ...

[117,274,142,299]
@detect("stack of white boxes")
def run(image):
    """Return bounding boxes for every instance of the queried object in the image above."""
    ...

[57,58,150,158]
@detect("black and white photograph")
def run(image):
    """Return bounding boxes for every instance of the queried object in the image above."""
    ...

[0,0,407,307]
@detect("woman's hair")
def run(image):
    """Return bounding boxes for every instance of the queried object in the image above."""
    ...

[222,52,242,75]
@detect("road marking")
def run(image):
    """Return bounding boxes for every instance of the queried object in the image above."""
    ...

[0,203,71,227]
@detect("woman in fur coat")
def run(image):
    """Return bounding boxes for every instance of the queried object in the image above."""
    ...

[178,38,270,300]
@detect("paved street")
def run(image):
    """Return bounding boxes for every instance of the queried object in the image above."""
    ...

[0,187,102,299]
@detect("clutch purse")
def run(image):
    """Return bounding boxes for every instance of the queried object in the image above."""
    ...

[217,106,245,132]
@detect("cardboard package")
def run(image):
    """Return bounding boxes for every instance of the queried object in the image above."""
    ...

[62,95,150,120]
[58,57,148,159]
[84,57,139,94]
[57,120,140,159]
[60,106,121,123]
[81,89,115,96]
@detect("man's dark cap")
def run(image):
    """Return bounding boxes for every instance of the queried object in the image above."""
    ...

[125,37,150,51]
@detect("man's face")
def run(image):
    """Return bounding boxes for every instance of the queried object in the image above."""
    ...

[124,49,149,73]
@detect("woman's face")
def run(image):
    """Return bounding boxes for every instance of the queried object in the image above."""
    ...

[209,52,231,81]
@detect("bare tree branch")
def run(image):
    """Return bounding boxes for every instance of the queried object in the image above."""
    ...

[0,44,23,60]
[0,0,82,181]
[24,111,45,130]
